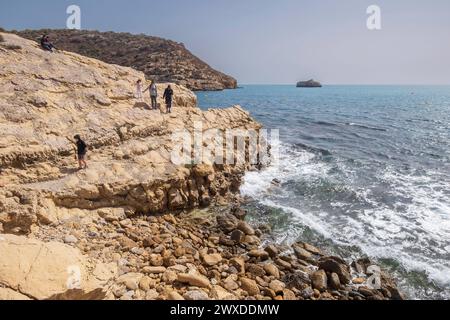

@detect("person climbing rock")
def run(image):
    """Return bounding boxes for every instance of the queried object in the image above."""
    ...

[73,135,88,170]
[163,85,174,113]
[144,80,158,110]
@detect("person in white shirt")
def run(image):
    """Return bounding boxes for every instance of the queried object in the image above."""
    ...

[136,80,144,102]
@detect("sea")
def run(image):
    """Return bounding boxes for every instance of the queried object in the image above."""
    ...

[197,85,450,300]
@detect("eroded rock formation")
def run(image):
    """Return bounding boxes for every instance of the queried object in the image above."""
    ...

[0,32,260,236]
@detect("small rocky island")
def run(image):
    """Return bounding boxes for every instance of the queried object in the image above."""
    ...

[297,79,322,88]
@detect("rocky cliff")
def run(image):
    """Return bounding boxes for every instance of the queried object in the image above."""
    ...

[0,32,258,235]
[14,29,237,91]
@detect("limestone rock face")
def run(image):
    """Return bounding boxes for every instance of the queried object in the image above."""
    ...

[0,32,261,234]
[15,29,237,91]
[0,234,116,300]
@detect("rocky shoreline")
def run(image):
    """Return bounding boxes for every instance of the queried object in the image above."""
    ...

[1,200,404,300]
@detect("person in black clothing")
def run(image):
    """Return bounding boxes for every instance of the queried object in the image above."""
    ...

[163,85,174,113]
[73,135,88,170]
[40,34,55,52]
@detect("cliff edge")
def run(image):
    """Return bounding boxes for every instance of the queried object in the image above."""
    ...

[14,29,238,91]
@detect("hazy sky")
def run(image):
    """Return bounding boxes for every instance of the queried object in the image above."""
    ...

[1,0,450,85]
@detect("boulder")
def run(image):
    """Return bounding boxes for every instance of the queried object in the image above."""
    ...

[142,266,166,274]
[248,250,269,260]
[184,290,209,301]
[240,277,260,296]
[216,214,239,233]
[293,244,312,261]
[329,273,341,290]
[237,221,255,236]
[246,264,266,278]
[223,277,239,291]
[139,276,153,291]
[117,273,143,291]
[202,253,222,267]
[264,245,279,258]
[211,285,236,300]
[264,264,280,279]
[0,234,116,300]
[318,257,352,285]
[230,229,245,243]
[269,280,285,294]
[230,257,246,275]
[351,257,372,274]
[311,270,328,292]
[64,235,78,244]
[145,289,159,300]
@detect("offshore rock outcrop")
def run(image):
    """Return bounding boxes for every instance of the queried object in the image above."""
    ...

[15,29,238,91]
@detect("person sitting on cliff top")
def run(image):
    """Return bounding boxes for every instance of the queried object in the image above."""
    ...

[163,85,174,114]
[40,34,56,52]
[72,135,88,170]
[143,80,158,110]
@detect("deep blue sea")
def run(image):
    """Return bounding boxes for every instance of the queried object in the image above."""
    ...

[197,85,450,300]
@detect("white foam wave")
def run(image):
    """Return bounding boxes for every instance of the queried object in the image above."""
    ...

[240,142,450,299]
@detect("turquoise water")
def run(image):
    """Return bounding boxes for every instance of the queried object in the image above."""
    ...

[197,85,450,300]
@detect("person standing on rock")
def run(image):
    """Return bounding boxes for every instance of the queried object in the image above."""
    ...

[73,135,88,170]
[163,85,174,113]
[144,80,158,110]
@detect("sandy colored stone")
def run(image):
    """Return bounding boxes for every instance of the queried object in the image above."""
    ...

[230,257,246,274]
[116,273,143,291]
[142,266,167,274]
[211,285,236,300]
[240,277,260,296]
[0,287,32,300]
[263,263,280,279]
[177,273,211,288]
[311,270,328,292]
